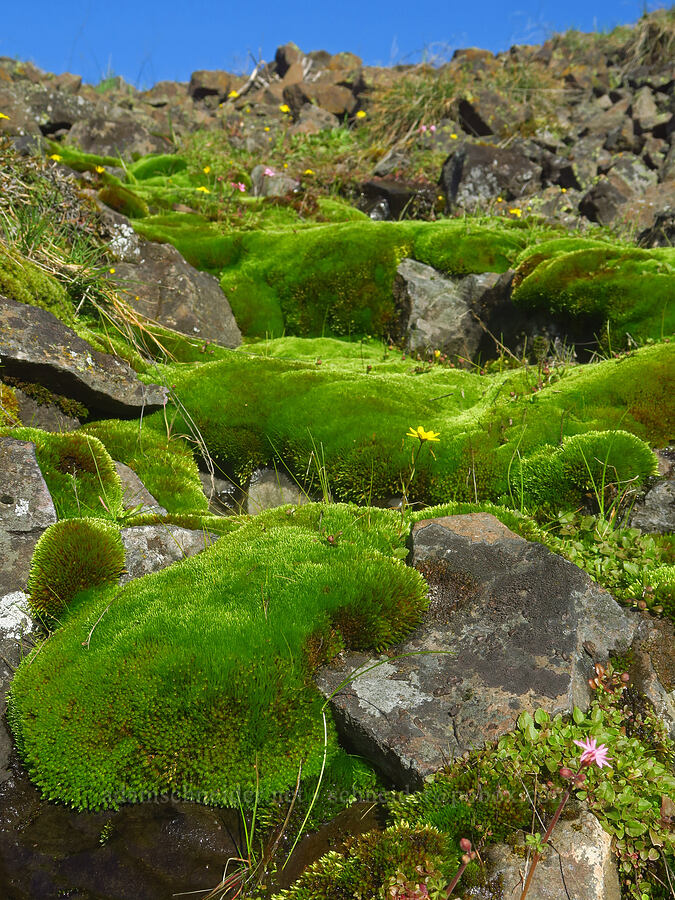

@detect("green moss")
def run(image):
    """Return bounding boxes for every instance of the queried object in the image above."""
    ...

[512,238,675,342]
[1,427,123,520]
[128,154,188,180]
[143,341,673,507]
[0,244,75,324]
[0,382,20,426]
[9,503,428,809]
[47,142,123,172]
[79,418,209,515]
[98,183,149,219]
[2,377,89,421]
[27,518,124,622]
[272,822,449,899]
[131,218,529,339]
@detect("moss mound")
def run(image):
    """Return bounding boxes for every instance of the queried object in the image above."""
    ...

[0,243,75,324]
[2,427,123,520]
[27,518,125,622]
[8,503,428,809]
[80,419,208,515]
[512,238,675,342]
[144,341,672,506]
[130,218,527,339]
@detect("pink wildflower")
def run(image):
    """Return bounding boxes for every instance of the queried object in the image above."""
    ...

[429,124,437,132]
[573,737,612,768]
[419,124,427,133]
[263,167,276,176]
[231,182,246,192]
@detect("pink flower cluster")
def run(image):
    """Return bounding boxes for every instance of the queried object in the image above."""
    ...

[419,124,437,134]
[230,182,246,192]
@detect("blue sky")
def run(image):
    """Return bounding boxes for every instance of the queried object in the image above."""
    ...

[2,0,669,87]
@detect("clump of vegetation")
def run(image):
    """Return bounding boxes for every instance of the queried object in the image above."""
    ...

[8,503,428,810]
[27,517,125,621]
[1,427,124,520]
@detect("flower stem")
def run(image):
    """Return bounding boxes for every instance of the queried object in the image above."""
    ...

[519,783,574,900]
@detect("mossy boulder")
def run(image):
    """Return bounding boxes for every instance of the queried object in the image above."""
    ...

[512,238,675,343]
[8,503,428,809]
[0,244,74,324]
[144,341,673,507]
[1,427,123,521]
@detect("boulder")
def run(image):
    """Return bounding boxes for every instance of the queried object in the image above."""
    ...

[114,462,166,516]
[66,115,171,160]
[487,807,620,900]
[629,476,675,534]
[440,142,541,211]
[393,259,512,358]
[638,209,675,247]
[456,91,509,137]
[246,468,308,515]
[18,84,99,136]
[357,180,438,220]
[282,82,357,118]
[107,241,242,348]
[251,164,299,198]
[188,70,233,101]
[275,43,305,78]
[199,470,239,515]
[578,178,630,225]
[0,85,41,138]
[10,386,81,432]
[316,514,642,789]
[0,294,167,419]
[120,525,217,583]
[289,105,340,135]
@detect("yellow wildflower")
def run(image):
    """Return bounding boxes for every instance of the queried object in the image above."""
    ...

[279,104,291,114]
[355,110,367,119]
[406,426,440,443]
[196,186,210,193]
[95,165,105,173]
[303,168,315,175]
[109,268,116,274]
[49,153,62,161]
[433,349,441,358]
[450,133,457,139]
[561,187,567,193]
[0,112,9,120]
[264,126,270,132]
[509,207,522,217]
[203,165,211,174]
[496,196,503,203]
[228,89,239,99]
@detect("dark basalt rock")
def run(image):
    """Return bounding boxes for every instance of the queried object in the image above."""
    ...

[107,240,242,349]
[440,141,542,211]
[317,514,644,789]
[0,294,167,419]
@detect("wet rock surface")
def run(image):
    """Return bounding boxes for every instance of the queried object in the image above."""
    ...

[0,756,243,900]
[317,514,642,789]
[0,295,167,419]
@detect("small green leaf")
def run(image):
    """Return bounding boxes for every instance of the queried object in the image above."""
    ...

[572,706,585,725]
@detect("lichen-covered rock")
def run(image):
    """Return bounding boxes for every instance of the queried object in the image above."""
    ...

[487,807,620,900]
[0,294,167,418]
[440,142,542,210]
[316,514,642,789]
[66,115,171,159]
[120,525,217,582]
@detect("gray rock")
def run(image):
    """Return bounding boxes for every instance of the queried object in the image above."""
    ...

[316,514,640,789]
[578,178,630,225]
[0,294,167,418]
[393,259,512,359]
[120,525,217,583]
[114,462,166,516]
[487,807,620,900]
[246,468,308,515]
[11,387,80,432]
[251,164,299,198]
[0,438,55,782]
[66,115,171,160]
[630,478,675,534]
[98,207,142,263]
[198,470,239,515]
[289,104,340,135]
[440,142,541,211]
[107,241,242,348]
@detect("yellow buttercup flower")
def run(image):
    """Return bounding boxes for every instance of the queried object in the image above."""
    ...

[264,126,270,132]
[109,268,116,274]
[0,112,9,120]
[407,426,440,443]
[279,103,291,114]
[355,110,367,119]
[450,133,457,139]
[433,349,441,358]
[303,168,315,175]
[196,186,210,193]
[203,165,211,174]
[228,90,239,99]
[49,153,62,161]
[509,207,522,217]
[95,165,105,173]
